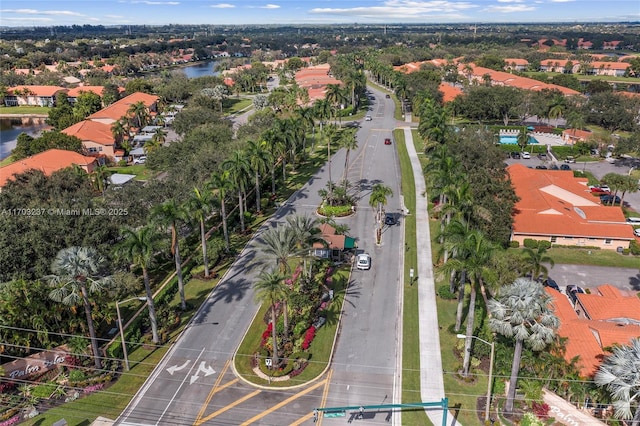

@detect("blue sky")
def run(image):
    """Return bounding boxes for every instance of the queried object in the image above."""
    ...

[1,1,639,27]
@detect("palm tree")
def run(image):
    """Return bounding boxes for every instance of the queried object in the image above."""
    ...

[127,101,149,129]
[488,278,559,413]
[595,338,640,423]
[338,127,358,190]
[90,165,111,195]
[45,246,113,369]
[286,214,322,277]
[246,140,272,213]
[223,150,251,233]
[369,183,393,244]
[522,245,555,280]
[152,199,189,310]
[111,119,128,148]
[313,99,332,135]
[151,127,166,146]
[188,186,214,278]
[257,225,297,274]
[325,84,345,124]
[517,128,530,153]
[208,170,233,250]
[117,226,161,343]
[254,268,287,367]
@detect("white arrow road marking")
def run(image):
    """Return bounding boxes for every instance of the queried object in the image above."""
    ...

[190,361,216,384]
[166,360,190,375]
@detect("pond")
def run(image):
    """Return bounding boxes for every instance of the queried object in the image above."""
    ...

[0,117,50,160]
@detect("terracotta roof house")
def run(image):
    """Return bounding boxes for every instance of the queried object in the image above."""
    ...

[438,83,463,103]
[539,59,579,74]
[508,164,635,250]
[602,41,622,50]
[87,92,159,125]
[459,64,581,97]
[294,64,342,104]
[0,149,96,189]
[585,61,630,77]
[312,223,356,259]
[503,58,529,72]
[548,285,640,377]
[61,120,117,160]
[66,86,106,106]
[4,85,67,107]
[562,128,593,145]
[577,38,593,50]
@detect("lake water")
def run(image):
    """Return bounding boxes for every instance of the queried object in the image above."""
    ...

[0,117,50,160]
[181,60,220,79]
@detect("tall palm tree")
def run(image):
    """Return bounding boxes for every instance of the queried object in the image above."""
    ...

[313,99,332,135]
[188,186,214,278]
[246,140,272,213]
[286,214,322,277]
[127,101,149,129]
[152,199,189,310]
[208,170,233,250]
[369,183,393,243]
[522,245,555,280]
[117,227,161,343]
[325,84,345,124]
[90,165,111,196]
[111,119,128,148]
[46,246,113,369]
[595,338,640,423]
[257,225,297,274]
[223,150,251,233]
[151,127,166,147]
[339,128,358,190]
[488,278,559,413]
[254,268,287,367]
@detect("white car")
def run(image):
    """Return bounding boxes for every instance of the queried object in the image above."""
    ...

[634,228,640,237]
[356,253,371,270]
[365,115,372,121]
[521,152,530,159]
[133,156,147,165]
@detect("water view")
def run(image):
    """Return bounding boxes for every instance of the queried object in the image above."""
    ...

[180,60,220,79]
[0,117,50,161]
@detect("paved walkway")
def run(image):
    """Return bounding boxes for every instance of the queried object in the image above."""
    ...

[402,119,461,426]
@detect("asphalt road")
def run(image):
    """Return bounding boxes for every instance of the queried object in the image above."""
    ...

[548,264,640,293]
[116,88,403,425]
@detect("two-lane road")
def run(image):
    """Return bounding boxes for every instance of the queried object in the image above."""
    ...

[117,87,404,425]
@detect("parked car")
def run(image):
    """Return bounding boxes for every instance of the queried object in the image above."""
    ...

[384,138,392,145]
[634,228,640,237]
[560,164,571,170]
[521,152,530,159]
[535,165,548,169]
[600,194,621,205]
[510,152,521,159]
[566,285,585,304]
[365,115,372,121]
[590,186,609,194]
[356,253,371,270]
[565,156,576,163]
[133,155,147,164]
[599,185,611,192]
[385,94,391,99]
[537,153,547,160]
[543,278,560,292]
[550,164,559,170]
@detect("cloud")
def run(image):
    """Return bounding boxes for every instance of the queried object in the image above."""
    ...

[131,1,180,4]
[310,0,478,20]
[497,0,524,2]
[549,0,575,2]
[485,4,536,12]
[261,4,281,9]
[1,8,85,16]
[210,3,235,8]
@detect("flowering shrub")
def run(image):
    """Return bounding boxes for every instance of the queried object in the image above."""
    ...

[261,323,273,347]
[319,302,328,311]
[0,382,15,393]
[531,401,550,419]
[83,383,104,394]
[0,414,20,426]
[302,326,316,350]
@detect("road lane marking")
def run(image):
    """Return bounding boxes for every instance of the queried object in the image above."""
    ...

[156,347,205,426]
[289,411,316,426]
[194,359,231,423]
[317,370,333,426]
[239,378,327,426]
[195,389,262,425]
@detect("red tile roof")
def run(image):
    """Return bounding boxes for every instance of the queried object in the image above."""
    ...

[508,164,633,240]
[313,223,347,250]
[61,120,114,146]
[8,85,66,97]
[438,83,462,103]
[0,149,96,187]
[87,92,158,122]
[548,285,640,377]
[66,86,106,97]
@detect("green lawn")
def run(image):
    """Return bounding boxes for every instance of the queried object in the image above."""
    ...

[225,97,253,114]
[0,105,50,115]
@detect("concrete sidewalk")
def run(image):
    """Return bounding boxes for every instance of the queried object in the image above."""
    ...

[402,122,462,426]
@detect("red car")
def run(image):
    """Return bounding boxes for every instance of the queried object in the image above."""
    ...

[590,186,609,194]
[384,138,392,145]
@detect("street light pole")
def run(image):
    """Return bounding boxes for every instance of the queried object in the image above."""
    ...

[457,334,495,422]
[117,297,147,371]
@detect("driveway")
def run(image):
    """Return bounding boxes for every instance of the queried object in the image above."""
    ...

[549,264,640,294]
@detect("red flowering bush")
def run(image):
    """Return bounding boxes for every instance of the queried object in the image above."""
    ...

[261,323,273,347]
[531,401,550,419]
[302,326,316,350]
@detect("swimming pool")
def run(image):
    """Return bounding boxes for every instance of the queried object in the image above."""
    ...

[499,135,539,144]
